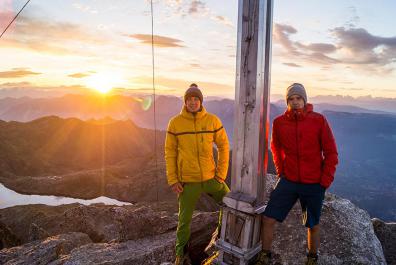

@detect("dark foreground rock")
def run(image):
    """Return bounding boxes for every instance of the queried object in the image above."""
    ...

[372,218,396,265]
[0,232,91,265]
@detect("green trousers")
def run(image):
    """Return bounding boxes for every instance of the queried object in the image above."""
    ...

[175,178,230,256]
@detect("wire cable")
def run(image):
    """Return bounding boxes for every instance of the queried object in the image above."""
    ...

[0,0,31,39]
[150,0,159,202]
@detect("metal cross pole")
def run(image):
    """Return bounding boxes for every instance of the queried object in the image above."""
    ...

[216,0,273,264]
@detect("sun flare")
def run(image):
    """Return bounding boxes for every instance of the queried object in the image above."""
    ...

[86,73,122,94]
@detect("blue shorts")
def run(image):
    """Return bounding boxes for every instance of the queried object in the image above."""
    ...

[263,177,325,228]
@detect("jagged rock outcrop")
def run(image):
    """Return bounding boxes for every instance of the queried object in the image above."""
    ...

[0,203,179,244]
[0,208,217,265]
[28,223,50,242]
[0,232,92,265]
[60,212,217,264]
[0,221,20,249]
[372,218,396,265]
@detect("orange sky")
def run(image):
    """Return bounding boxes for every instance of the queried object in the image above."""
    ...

[0,0,395,99]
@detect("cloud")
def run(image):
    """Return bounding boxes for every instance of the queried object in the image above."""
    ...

[275,25,338,60]
[332,27,396,65]
[163,0,229,26]
[128,34,185,48]
[296,43,337,54]
[273,23,338,64]
[0,68,42,78]
[188,1,206,14]
[0,81,32,89]
[72,3,98,14]
[273,23,396,74]
[68,72,91,78]
[283,63,301,68]
[0,13,110,55]
[212,15,233,27]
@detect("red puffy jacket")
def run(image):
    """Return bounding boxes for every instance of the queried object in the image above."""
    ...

[271,103,338,188]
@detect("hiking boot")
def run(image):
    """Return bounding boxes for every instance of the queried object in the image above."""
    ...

[305,253,318,265]
[255,250,272,265]
[174,255,183,265]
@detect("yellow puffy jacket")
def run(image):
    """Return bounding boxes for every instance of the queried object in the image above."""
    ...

[165,106,229,186]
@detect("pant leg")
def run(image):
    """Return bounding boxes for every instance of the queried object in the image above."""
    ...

[298,183,326,228]
[203,178,230,229]
[263,178,299,222]
[175,182,202,256]
[203,178,230,203]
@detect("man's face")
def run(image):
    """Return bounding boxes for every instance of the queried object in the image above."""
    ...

[287,95,305,110]
[185,96,201,113]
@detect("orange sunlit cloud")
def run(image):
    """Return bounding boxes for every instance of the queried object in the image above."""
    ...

[128,34,185,48]
[68,73,91,78]
[0,68,42,78]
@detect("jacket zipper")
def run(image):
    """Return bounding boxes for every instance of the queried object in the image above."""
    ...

[194,115,203,183]
[295,113,301,182]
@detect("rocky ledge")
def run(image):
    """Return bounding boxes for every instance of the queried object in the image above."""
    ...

[0,174,391,264]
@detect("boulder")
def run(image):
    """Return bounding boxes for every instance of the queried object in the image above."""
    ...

[372,218,396,265]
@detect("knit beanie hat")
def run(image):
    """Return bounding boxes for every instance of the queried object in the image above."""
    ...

[184,83,203,103]
[286,83,307,104]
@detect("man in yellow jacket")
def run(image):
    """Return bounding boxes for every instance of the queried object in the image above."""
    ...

[165,83,230,264]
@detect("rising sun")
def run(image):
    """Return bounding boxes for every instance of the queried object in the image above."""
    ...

[86,73,121,94]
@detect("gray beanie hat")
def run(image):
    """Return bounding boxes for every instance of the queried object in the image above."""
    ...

[286,83,307,104]
[184,83,203,103]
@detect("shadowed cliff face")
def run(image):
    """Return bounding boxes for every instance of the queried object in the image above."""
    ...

[0,175,389,265]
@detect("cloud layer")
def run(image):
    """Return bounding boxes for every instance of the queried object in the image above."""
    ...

[128,34,184,48]
[0,68,42,78]
[274,23,396,73]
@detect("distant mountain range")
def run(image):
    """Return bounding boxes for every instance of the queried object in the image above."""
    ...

[272,94,396,113]
[0,95,395,220]
[1,94,394,141]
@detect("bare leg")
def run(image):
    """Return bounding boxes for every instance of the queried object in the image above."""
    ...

[261,216,277,251]
[307,224,320,254]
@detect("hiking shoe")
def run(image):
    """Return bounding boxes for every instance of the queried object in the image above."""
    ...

[255,250,272,265]
[305,253,318,265]
[174,255,183,265]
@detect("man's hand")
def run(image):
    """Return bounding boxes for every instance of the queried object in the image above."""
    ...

[214,175,224,183]
[171,182,184,194]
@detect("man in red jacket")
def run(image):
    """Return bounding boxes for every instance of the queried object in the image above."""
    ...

[255,83,338,265]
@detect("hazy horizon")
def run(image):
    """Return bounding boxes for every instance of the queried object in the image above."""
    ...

[1,0,396,100]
